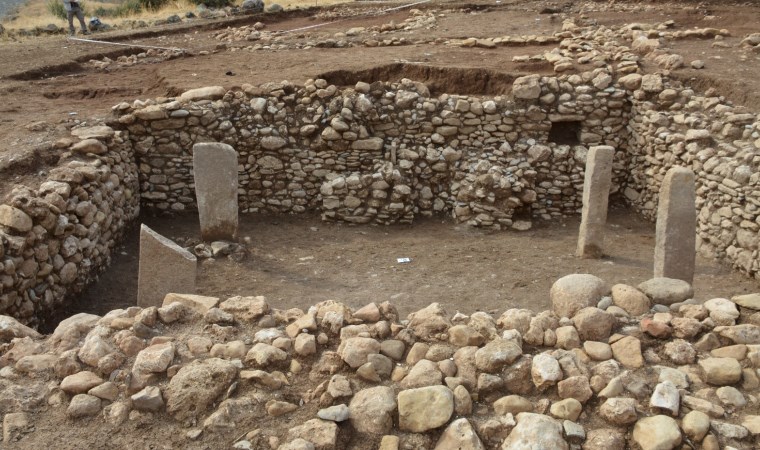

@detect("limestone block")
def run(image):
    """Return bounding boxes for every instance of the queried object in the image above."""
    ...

[192,142,239,241]
[577,146,614,258]
[137,224,197,308]
[654,167,696,282]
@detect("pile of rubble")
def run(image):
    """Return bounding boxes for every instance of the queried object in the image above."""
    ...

[86,49,185,71]
[1,274,760,448]
[213,9,439,52]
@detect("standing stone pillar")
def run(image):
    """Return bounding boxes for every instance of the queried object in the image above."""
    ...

[654,167,696,282]
[137,224,197,307]
[193,142,238,241]
[576,145,615,258]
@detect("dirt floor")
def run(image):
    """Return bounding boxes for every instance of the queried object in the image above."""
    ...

[47,203,759,333]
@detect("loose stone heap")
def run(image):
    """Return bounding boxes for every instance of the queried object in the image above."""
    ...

[1,275,760,448]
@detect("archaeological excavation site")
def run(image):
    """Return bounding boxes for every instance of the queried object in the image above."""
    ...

[1,0,760,448]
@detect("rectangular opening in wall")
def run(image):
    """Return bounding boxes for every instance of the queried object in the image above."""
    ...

[548,121,581,145]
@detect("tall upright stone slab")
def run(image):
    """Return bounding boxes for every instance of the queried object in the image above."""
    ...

[577,145,615,258]
[192,142,238,241]
[654,167,696,283]
[137,224,197,307]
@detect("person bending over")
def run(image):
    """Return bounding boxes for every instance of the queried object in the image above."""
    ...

[63,0,90,36]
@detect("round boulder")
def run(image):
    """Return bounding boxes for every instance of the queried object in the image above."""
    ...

[637,278,693,305]
[551,274,608,318]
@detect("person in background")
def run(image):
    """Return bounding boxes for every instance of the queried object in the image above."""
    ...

[63,0,90,36]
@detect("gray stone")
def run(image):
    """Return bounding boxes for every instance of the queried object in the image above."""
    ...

[192,142,239,241]
[317,404,349,422]
[67,394,101,418]
[638,278,694,305]
[650,381,680,416]
[137,225,197,308]
[654,167,696,282]
[131,386,164,412]
[532,353,562,390]
[577,145,614,258]
[0,315,41,341]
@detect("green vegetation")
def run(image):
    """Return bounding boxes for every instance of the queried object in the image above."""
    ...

[47,0,89,19]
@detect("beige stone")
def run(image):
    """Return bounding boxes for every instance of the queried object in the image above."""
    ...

[398,386,453,432]
[137,225,197,308]
[632,415,682,450]
[611,336,644,368]
[162,293,218,314]
[434,418,484,450]
[551,274,608,318]
[180,86,226,102]
[611,284,650,316]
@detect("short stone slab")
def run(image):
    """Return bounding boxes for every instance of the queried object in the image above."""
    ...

[162,293,219,315]
[732,293,760,310]
[192,142,239,241]
[137,225,197,308]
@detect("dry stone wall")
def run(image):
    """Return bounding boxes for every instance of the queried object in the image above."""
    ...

[110,69,759,279]
[0,128,140,325]
[622,74,760,280]
[113,75,633,230]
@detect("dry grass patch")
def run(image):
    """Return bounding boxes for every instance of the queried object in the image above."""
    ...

[2,0,351,32]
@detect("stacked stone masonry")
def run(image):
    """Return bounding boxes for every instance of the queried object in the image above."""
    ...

[115,78,632,229]
[112,70,759,280]
[0,129,140,326]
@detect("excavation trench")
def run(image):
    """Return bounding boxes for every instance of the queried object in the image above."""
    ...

[1,64,759,330]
